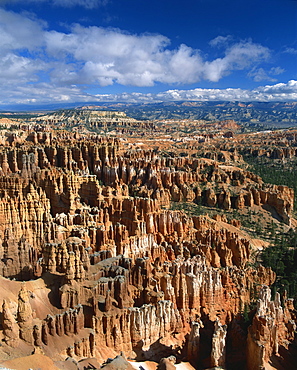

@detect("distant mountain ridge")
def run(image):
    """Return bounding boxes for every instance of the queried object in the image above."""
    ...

[110,101,297,127]
[1,101,297,128]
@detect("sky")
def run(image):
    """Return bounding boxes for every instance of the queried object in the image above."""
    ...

[0,0,296,107]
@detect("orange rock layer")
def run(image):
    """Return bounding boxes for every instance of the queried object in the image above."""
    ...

[0,130,295,370]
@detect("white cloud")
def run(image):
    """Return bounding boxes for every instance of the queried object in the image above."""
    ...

[0,9,291,106]
[52,0,108,8]
[0,8,272,88]
[203,41,270,82]
[256,79,297,95]
[1,80,297,106]
[283,47,297,55]
[248,67,277,82]
[224,41,270,70]
[0,9,46,52]
[89,80,296,103]
[248,66,285,82]
[0,53,46,83]
[0,0,106,8]
[0,83,94,105]
[44,26,270,86]
[160,80,297,102]
[209,35,233,48]
[270,66,285,75]
[117,80,297,102]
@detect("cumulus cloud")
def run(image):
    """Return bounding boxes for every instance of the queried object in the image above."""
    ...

[1,80,297,106]
[0,9,291,106]
[226,41,270,68]
[161,80,297,102]
[94,80,297,103]
[203,41,270,82]
[0,9,46,52]
[0,8,271,89]
[256,80,297,95]
[43,26,270,85]
[0,54,47,84]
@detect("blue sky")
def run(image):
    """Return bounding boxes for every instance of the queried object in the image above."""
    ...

[0,0,296,106]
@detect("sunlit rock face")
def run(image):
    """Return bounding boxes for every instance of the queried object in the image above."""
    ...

[0,126,295,370]
[247,286,297,370]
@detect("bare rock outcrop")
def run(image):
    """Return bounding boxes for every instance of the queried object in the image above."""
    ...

[247,285,296,370]
[2,299,19,347]
[17,284,34,344]
[0,127,295,369]
[210,319,227,368]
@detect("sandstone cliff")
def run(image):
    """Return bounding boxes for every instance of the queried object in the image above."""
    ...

[0,127,295,370]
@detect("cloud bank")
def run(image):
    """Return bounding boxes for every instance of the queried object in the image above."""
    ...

[92,80,297,103]
[0,8,294,106]
[2,80,297,106]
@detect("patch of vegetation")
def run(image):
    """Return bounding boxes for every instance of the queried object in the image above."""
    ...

[241,302,257,332]
[231,209,267,238]
[170,201,207,217]
[244,155,297,212]
[260,228,297,306]
[200,164,214,175]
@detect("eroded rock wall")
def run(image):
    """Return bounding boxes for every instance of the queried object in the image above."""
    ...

[0,129,295,370]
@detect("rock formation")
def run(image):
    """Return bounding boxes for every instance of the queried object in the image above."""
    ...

[1,299,19,347]
[247,286,297,370]
[0,122,295,369]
